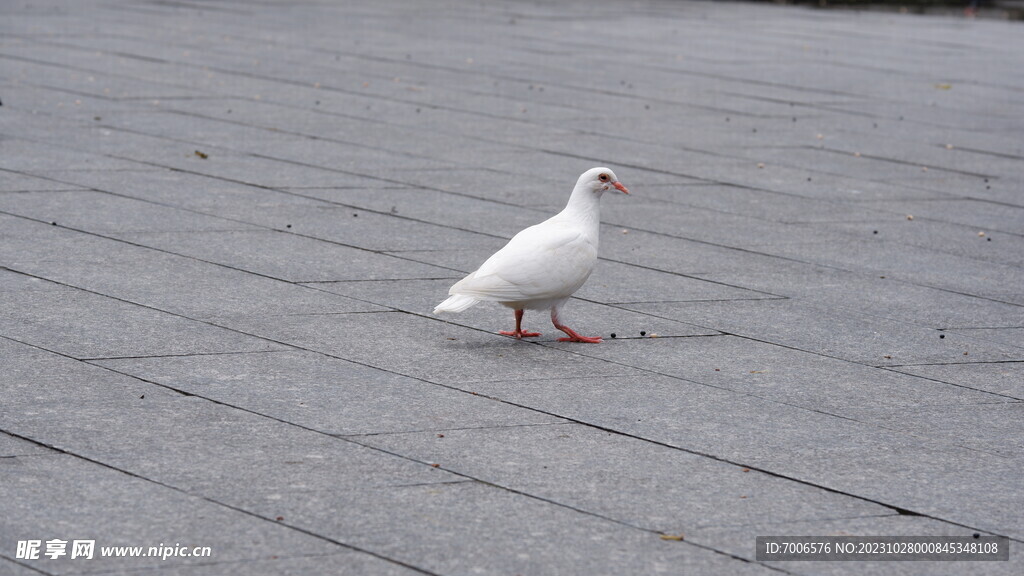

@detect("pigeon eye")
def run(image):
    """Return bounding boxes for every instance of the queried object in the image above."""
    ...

[599,174,609,182]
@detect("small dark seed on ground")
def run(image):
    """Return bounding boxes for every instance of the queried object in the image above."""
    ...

[353,213,358,217]
[939,334,945,339]
[987,237,991,241]
[807,177,812,181]
[286,224,291,228]
[973,533,980,539]
[873,230,878,234]
[640,331,647,336]
[610,333,616,338]
[51,221,57,225]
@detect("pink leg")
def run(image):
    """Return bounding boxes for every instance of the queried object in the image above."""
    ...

[499,309,541,339]
[551,308,602,343]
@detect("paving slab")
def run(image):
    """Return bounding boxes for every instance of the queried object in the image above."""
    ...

[853,198,1024,235]
[745,236,1024,305]
[0,190,259,233]
[0,139,142,172]
[454,369,1024,539]
[853,400,1024,459]
[609,200,860,256]
[0,286,284,359]
[114,230,458,283]
[375,167,593,207]
[597,225,827,279]
[634,182,888,224]
[0,432,51,458]
[888,362,1024,400]
[356,422,892,534]
[548,335,1008,422]
[0,170,87,192]
[0,454,339,574]
[824,218,1024,269]
[942,327,1024,350]
[0,268,64,292]
[275,186,554,240]
[753,435,1024,540]
[222,311,641,384]
[4,354,460,499]
[227,481,777,576]
[742,272,1024,330]
[574,260,776,304]
[94,350,564,436]
[623,298,1024,366]
[0,81,163,120]
[0,557,40,576]
[1,55,210,102]
[218,201,504,252]
[98,111,319,157]
[3,346,468,533]
[27,167,341,224]
[0,216,384,322]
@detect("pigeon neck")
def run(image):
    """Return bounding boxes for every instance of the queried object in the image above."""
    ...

[561,185,602,226]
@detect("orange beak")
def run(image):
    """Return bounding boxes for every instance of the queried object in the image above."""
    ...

[613,181,630,194]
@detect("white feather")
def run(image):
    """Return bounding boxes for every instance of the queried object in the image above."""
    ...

[433,294,480,314]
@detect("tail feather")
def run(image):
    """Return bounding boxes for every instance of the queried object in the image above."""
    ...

[433,294,480,314]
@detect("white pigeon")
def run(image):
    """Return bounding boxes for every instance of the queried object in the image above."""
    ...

[433,167,629,343]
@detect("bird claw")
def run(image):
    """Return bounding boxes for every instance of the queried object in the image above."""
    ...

[500,330,542,339]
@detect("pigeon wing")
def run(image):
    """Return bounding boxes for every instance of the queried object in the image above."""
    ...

[450,222,596,303]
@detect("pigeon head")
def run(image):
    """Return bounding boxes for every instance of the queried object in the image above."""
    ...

[578,167,629,196]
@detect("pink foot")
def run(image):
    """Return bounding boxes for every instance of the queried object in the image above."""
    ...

[557,334,603,343]
[500,329,542,339]
[501,310,539,339]
[554,325,603,343]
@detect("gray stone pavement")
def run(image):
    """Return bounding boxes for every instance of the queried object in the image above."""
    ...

[1,0,1021,574]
